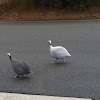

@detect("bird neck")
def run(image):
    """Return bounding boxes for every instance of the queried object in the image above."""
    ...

[9,56,12,62]
[49,44,53,49]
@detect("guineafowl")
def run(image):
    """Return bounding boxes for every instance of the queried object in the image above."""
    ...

[48,40,71,63]
[7,53,32,77]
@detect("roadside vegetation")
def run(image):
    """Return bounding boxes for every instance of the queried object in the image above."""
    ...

[0,0,100,20]
[11,0,100,10]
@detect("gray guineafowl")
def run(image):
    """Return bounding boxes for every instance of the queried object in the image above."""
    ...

[7,53,32,77]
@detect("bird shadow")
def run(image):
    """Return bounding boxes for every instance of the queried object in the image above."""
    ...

[49,61,71,67]
[11,75,31,81]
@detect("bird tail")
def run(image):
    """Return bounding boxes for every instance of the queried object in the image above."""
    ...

[68,54,71,57]
[66,52,71,57]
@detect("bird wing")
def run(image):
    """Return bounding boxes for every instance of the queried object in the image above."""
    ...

[12,62,26,75]
[53,46,68,55]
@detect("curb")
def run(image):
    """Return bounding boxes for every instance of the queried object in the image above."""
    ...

[0,92,92,100]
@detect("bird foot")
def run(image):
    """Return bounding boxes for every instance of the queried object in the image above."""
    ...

[24,74,27,78]
[14,75,19,78]
[51,61,57,63]
[51,58,58,63]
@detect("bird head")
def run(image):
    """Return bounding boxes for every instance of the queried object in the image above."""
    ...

[7,53,11,57]
[48,40,51,45]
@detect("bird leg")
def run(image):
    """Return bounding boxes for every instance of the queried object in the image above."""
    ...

[63,58,66,62]
[52,58,58,63]
[24,74,27,77]
[15,74,19,78]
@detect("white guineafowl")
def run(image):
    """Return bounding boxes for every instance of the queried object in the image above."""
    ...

[7,53,32,77]
[48,40,71,63]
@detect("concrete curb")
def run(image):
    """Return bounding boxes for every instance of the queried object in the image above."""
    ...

[0,92,92,100]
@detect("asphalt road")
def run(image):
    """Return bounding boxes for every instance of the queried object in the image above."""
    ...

[0,20,100,100]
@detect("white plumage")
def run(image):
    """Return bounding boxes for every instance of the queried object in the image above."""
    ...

[48,40,71,63]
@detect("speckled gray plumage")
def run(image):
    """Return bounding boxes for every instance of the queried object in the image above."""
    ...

[11,59,31,75]
[7,53,31,77]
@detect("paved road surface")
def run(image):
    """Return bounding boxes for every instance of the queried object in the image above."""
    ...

[0,20,100,100]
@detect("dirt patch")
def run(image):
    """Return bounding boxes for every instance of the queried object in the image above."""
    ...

[0,1,100,20]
